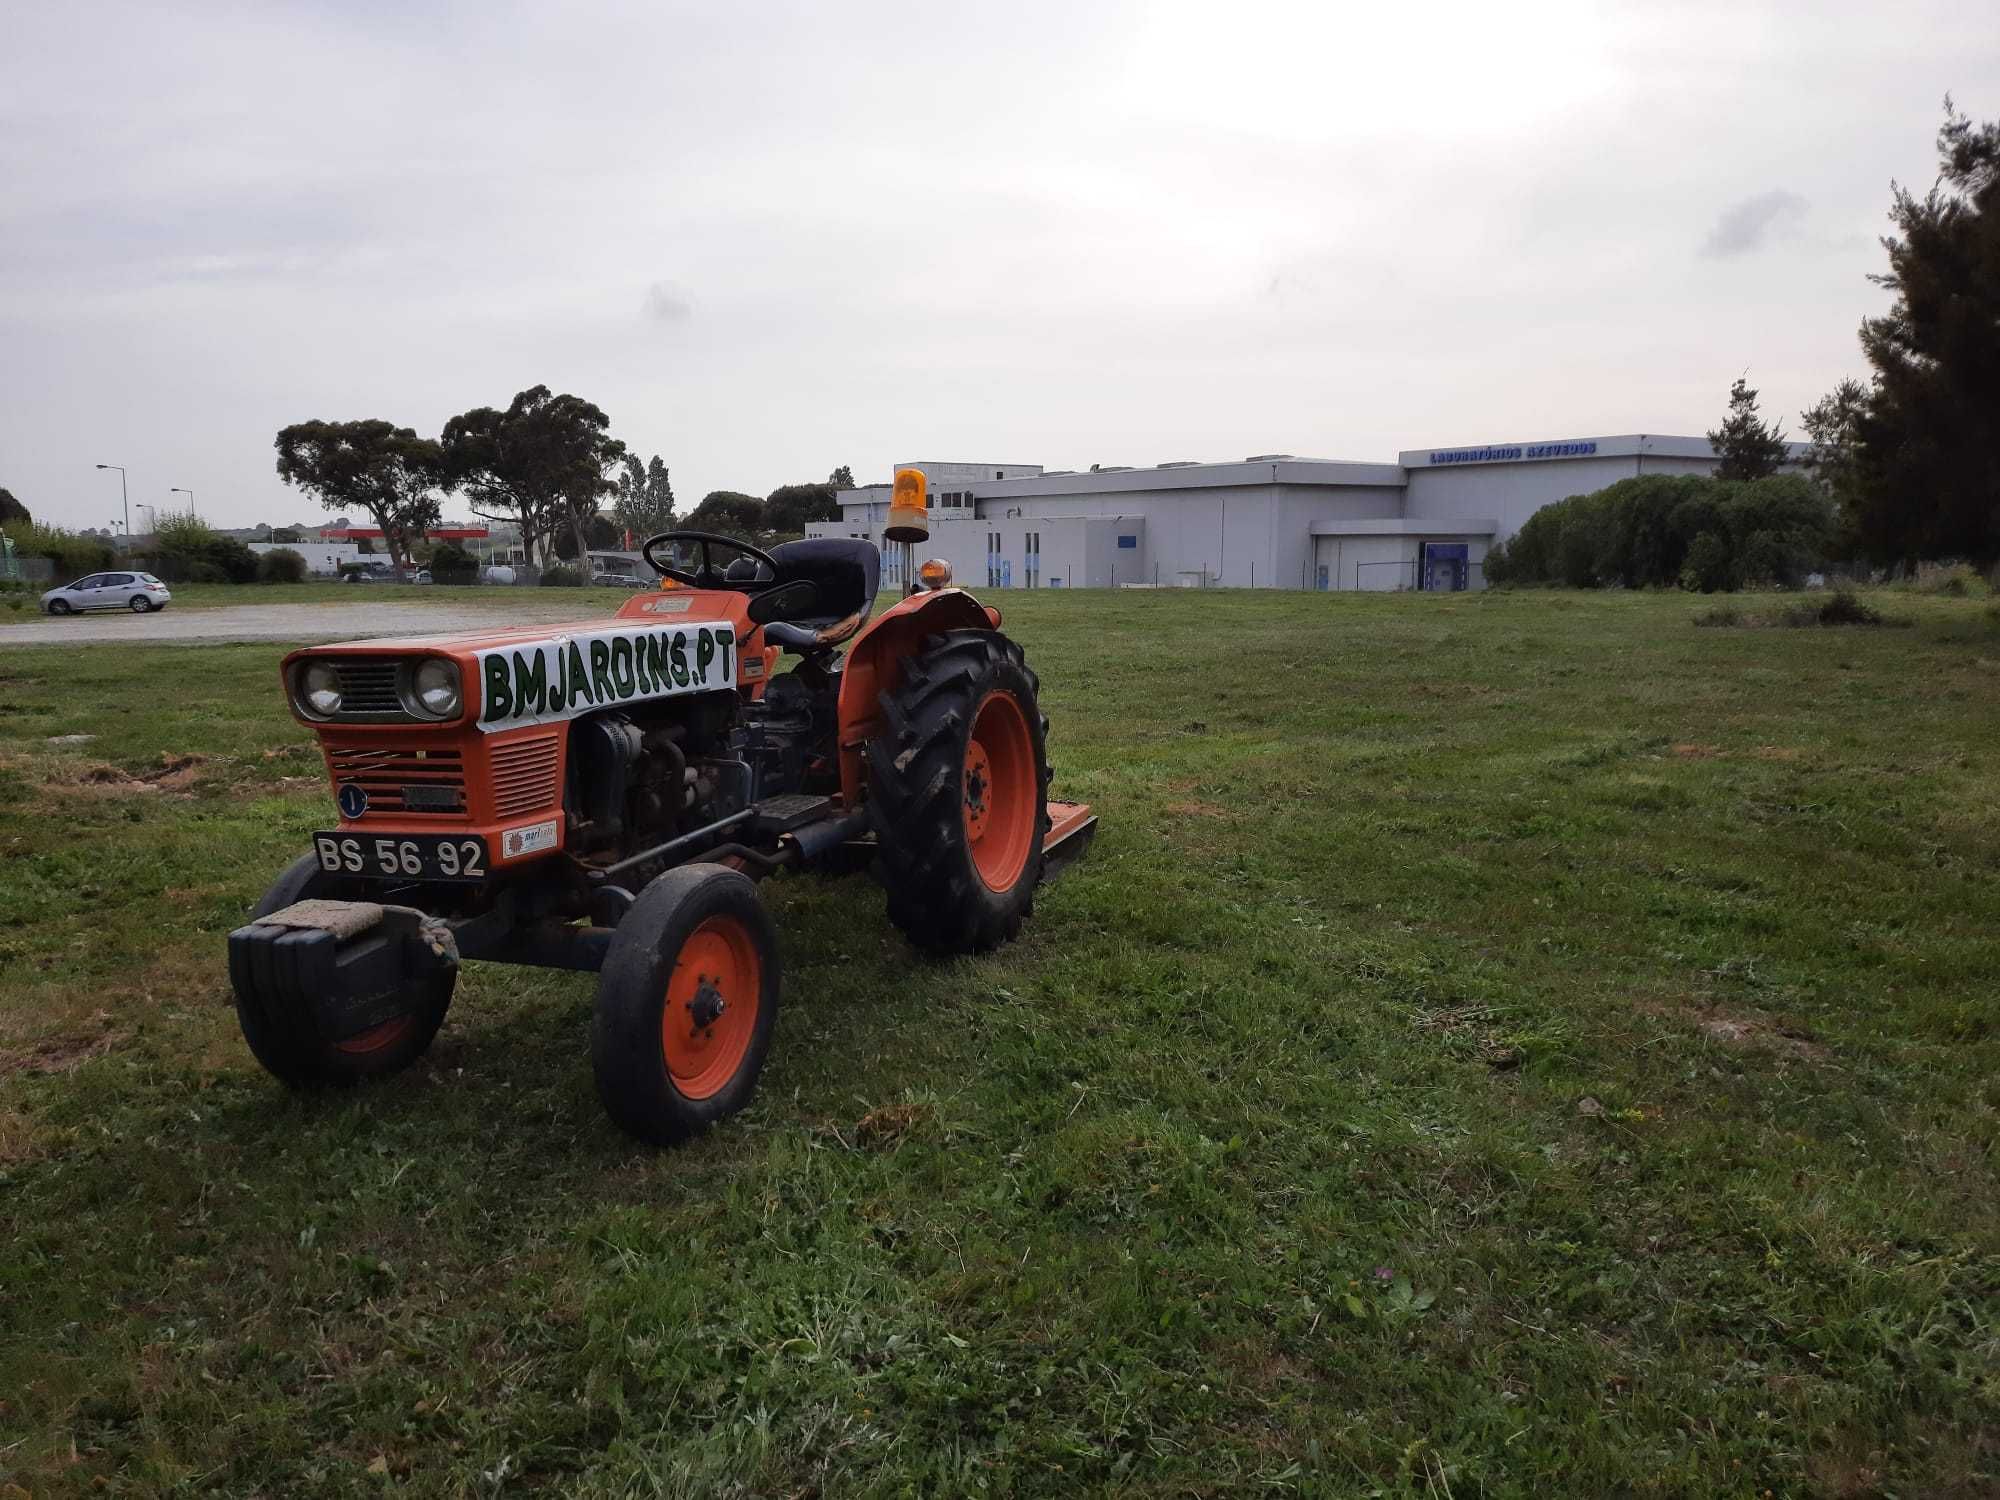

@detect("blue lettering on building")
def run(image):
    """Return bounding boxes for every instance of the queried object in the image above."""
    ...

[1427,440,1598,465]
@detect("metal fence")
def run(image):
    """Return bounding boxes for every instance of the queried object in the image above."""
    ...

[0,555,54,584]
[1345,559,1487,593]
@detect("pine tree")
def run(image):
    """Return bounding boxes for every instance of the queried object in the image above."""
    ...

[1707,376,1790,481]
[1849,102,2000,568]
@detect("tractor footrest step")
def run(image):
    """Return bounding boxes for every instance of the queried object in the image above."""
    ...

[750,794,834,834]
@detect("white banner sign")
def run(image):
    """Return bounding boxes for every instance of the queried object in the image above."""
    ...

[476,623,736,732]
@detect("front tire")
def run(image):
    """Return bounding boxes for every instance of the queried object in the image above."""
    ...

[47,599,71,616]
[234,853,455,1086]
[868,629,1050,954]
[591,864,780,1146]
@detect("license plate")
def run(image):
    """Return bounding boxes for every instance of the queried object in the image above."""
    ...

[314,831,489,882]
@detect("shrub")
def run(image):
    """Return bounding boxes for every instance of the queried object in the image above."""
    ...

[1914,562,1986,597]
[1503,474,1834,592]
[1692,602,1742,627]
[154,514,259,583]
[257,548,309,584]
[539,565,583,587]
[3,519,115,578]
[429,541,478,585]
[1812,589,1884,626]
[1679,532,1736,593]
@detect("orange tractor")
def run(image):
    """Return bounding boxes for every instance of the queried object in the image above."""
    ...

[228,471,1093,1144]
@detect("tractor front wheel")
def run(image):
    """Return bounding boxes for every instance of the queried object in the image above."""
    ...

[234,853,456,1087]
[868,629,1050,954]
[591,864,780,1145]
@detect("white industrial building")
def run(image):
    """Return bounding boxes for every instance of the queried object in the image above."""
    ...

[809,435,1808,591]
[247,540,361,577]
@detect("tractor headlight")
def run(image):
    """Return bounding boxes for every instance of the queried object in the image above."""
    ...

[298,661,342,718]
[409,658,462,719]
[918,558,953,591]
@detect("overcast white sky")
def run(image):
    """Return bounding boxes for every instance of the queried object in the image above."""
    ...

[3,0,1995,530]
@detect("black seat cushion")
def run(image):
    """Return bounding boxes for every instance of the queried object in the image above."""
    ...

[765,539,880,631]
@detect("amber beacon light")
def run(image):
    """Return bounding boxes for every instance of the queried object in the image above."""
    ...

[884,468,929,543]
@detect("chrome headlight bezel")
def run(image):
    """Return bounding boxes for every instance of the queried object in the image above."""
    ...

[295,660,343,719]
[406,657,463,720]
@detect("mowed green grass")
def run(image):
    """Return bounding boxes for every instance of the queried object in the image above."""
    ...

[2,588,1998,1497]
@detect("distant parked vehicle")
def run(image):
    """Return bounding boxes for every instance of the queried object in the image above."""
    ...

[42,571,172,614]
[592,572,649,590]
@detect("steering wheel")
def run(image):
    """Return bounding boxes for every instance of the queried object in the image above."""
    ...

[640,531,781,592]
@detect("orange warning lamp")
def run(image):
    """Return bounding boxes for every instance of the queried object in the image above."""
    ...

[885,468,929,543]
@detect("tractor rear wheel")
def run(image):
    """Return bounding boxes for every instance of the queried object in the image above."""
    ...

[868,629,1050,954]
[234,853,456,1087]
[591,863,780,1145]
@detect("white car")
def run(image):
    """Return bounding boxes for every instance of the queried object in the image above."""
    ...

[42,571,173,614]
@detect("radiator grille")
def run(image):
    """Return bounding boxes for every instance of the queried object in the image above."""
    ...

[325,745,465,817]
[490,734,562,819]
[327,659,406,720]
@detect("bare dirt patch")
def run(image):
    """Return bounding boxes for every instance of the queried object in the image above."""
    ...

[0,1011,125,1079]
[1165,799,1229,818]
[855,1101,931,1150]
[1670,743,1721,759]
[51,751,207,796]
[1697,1015,1830,1061]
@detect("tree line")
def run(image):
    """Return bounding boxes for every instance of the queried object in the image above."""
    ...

[273,390,849,574]
[1496,102,1997,590]
[1801,103,1997,570]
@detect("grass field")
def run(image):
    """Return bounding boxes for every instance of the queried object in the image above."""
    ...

[3,588,1998,1497]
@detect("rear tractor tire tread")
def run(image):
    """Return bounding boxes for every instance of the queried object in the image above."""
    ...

[867,629,1050,955]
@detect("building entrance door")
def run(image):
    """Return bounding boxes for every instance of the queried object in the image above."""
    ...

[1421,543,1468,592]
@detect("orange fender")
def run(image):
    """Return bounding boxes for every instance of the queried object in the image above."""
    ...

[835,588,1000,809]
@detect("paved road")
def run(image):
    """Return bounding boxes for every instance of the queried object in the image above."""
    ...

[0,599,615,647]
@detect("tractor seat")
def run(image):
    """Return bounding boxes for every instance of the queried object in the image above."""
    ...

[758,538,881,654]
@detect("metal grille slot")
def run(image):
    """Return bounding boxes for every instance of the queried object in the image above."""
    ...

[490,734,562,819]
[325,745,466,818]
[328,659,406,719]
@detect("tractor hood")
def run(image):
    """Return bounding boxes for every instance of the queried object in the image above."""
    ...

[285,592,753,734]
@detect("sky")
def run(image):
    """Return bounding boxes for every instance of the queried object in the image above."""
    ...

[3,0,1996,532]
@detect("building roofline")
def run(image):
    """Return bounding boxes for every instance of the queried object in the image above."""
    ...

[894,460,1047,472]
[1309,517,1498,537]
[969,457,1405,496]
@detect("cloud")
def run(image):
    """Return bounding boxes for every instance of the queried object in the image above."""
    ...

[1701,190,1809,258]
[642,282,693,324]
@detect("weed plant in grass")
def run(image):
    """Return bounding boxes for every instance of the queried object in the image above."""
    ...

[1695,589,1910,630]
[3,589,2000,1496]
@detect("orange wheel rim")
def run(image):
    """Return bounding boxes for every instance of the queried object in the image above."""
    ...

[660,915,761,1100]
[963,690,1036,892]
[333,1015,413,1056]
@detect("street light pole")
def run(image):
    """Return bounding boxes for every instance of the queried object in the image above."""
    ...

[95,464,129,543]
[170,487,194,522]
